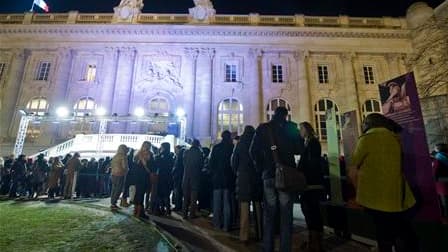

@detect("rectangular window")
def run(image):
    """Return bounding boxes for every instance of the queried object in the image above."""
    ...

[0,63,6,81]
[363,65,375,84]
[85,64,97,82]
[35,62,51,81]
[272,64,283,83]
[317,65,329,84]
[225,64,237,82]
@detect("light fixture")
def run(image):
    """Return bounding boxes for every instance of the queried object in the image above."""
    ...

[134,107,145,117]
[56,107,69,118]
[95,107,107,116]
[176,108,186,118]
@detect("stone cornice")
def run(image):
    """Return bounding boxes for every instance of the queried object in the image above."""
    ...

[0,25,410,40]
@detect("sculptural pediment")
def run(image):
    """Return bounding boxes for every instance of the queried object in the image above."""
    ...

[135,54,183,95]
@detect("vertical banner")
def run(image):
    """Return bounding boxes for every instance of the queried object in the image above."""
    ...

[379,72,440,221]
[341,111,360,203]
[326,107,343,204]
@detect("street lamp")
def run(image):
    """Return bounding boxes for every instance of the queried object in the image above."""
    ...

[95,107,107,116]
[56,107,69,118]
[134,107,145,117]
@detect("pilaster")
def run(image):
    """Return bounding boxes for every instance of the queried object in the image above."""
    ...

[294,50,312,123]
[248,48,264,125]
[184,48,199,139]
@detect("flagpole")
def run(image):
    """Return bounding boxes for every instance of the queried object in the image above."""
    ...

[30,1,35,12]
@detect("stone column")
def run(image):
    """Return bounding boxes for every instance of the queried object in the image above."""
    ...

[248,48,264,126]
[111,47,136,133]
[386,53,401,78]
[341,52,361,115]
[51,48,73,109]
[184,48,199,139]
[100,47,119,115]
[2,49,29,138]
[295,50,312,123]
[194,48,215,144]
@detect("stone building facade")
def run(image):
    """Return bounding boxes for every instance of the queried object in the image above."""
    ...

[0,0,446,155]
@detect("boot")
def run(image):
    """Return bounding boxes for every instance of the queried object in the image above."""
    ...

[308,231,324,252]
[120,198,130,207]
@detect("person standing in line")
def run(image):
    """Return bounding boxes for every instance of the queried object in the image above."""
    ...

[133,141,153,219]
[349,113,418,252]
[64,153,82,199]
[9,155,27,198]
[232,125,263,242]
[110,144,129,210]
[198,147,212,212]
[433,143,448,220]
[298,122,326,252]
[182,139,204,219]
[172,146,185,211]
[120,148,135,207]
[155,142,175,215]
[209,131,235,231]
[250,107,302,252]
[60,154,72,196]
[47,157,64,198]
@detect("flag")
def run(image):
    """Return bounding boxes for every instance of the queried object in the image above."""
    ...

[34,0,49,12]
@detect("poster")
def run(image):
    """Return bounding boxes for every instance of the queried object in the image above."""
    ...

[326,107,343,204]
[341,111,359,202]
[379,72,440,221]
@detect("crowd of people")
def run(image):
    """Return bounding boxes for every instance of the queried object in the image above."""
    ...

[0,107,447,252]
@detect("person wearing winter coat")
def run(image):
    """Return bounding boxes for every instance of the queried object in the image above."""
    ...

[172,146,185,211]
[155,142,175,215]
[231,125,263,242]
[110,144,129,209]
[297,122,325,251]
[349,113,418,252]
[133,141,153,219]
[9,155,27,198]
[433,143,448,218]
[64,153,82,199]
[182,139,204,219]
[120,148,135,207]
[209,131,234,231]
[47,157,64,198]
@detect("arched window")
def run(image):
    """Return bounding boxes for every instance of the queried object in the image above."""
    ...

[73,97,96,116]
[314,99,341,141]
[218,98,244,135]
[26,97,49,116]
[149,97,170,115]
[362,99,381,119]
[266,98,292,121]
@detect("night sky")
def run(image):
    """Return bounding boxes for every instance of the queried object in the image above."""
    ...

[0,0,445,17]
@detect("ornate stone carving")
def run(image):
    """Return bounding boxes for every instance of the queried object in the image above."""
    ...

[136,53,183,93]
[113,0,144,23]
[200,48,215,59]
[189,0,216,23]
[293,50,309,61]
[184,48,200,59]
[248,48,263,59]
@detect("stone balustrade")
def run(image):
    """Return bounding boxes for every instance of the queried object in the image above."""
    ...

[0,12,408,29]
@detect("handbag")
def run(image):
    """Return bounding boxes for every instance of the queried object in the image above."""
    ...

[268,125,306,193]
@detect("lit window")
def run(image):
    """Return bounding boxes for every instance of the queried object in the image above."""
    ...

[363,65,375,84]
[85,64,97,82]
[26,97,49,116]
[317,65,329,84]
[35,62,51,81]
[272,64,284,83]
[218,98,244,135]
[362,99,381,119]
[149,97,170,115]
[225,64,238,82]
[74,97,96,116]
[314,99,341,141]
[0,63,6,82]
[266,98,291,121]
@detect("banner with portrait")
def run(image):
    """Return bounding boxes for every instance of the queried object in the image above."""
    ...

[379,72,440,221]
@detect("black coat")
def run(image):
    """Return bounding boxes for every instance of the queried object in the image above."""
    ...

[182,147,204,191]
[250,120,303,180]
[232,134,263,202]
[172,149,185,188]
[297,137,324,186]
[156,152,175,198]
[209,140,234,190]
